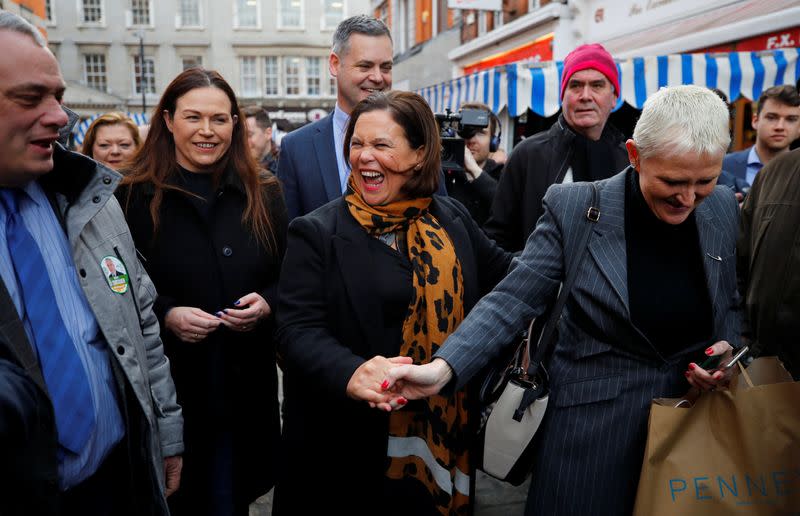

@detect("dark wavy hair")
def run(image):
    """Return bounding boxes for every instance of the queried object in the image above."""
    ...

[343,91,441,198]
[121,68,279,251]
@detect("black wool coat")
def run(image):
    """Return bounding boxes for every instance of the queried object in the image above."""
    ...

[117,169,287,513]
[273,195,512,514]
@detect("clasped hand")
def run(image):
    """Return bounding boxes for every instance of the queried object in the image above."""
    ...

[346,357,454,412]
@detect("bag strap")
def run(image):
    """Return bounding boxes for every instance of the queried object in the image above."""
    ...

[526,182,600,377]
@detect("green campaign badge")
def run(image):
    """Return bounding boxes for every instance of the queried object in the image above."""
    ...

[100,255,129,294]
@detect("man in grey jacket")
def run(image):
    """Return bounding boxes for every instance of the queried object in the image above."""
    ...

[0,12,182,515]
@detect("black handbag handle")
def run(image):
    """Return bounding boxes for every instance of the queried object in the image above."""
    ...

[526,182,600,378]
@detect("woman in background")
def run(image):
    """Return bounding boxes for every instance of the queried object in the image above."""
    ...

[80,112,141,170]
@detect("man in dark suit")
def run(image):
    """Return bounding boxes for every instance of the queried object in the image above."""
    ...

[278,15,392,220]
[723,85,800,186]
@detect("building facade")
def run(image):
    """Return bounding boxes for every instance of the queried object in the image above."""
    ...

[44,0,369,126]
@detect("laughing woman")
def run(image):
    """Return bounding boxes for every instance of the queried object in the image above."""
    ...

[274,91,512,515]
[117,68,287,516]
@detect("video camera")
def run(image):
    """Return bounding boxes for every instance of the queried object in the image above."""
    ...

[435,108,490,175]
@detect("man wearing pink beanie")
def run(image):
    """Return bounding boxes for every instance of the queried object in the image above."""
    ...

[484,43,629,252]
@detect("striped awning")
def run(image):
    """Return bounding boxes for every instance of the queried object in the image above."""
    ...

[417,48,800,117]
[73,112,150,147]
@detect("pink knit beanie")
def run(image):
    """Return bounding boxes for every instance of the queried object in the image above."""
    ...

[560,43,619,99]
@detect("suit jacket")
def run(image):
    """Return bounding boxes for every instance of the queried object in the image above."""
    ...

[277,115,340,220]
[0,352,58,516]
[722,147,751,183]
[274,195,512,514]
[0,146,183,515]
[437,169,741,515]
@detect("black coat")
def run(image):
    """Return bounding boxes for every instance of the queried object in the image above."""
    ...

[483,115,628,252]
[274,196,512,514]
[117,170,287,513]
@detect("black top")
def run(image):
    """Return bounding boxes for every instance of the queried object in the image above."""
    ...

[625,169,712,357]
[367,236,413,353]
[175,166,216,220]
[571,131,619,183]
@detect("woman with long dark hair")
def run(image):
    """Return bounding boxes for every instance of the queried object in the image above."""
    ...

[118,68,286,515]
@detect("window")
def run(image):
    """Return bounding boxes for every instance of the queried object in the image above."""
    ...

[235,0,260,28]
[323,0,344,29]
[129,0,151,26]
[306,57,321,96]
[264,57,279,96]
[45,0,55,24]
[494,9,503,28]
[284,57,301,95]
[478,11,487,35]
[178,0,202,27]
[240,57,259,96]
[279,0,303,28]
[133,57,156,95]
[83,54,107,92]
[181,56,203,71]
[81,0,103,23]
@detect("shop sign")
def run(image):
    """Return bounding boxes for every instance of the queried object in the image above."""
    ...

[447,0,502,12]
[587,0,741,42]
[699,26,800,52]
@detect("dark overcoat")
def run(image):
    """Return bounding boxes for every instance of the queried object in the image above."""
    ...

[118,170,287,513]
[274,195,511,514]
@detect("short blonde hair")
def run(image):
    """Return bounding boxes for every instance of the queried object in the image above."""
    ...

[632,85,730,160]
[82,112,142,158]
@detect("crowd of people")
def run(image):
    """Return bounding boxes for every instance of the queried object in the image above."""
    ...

[1,8,799,516]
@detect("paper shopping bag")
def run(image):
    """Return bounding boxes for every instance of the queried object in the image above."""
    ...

[633,357,800,516]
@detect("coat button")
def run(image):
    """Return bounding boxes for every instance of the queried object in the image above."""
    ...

[92,196,101,203]
[102,176,112,185]
[79,269,87,278]
[222,246,233,257]
[117,346,125,355]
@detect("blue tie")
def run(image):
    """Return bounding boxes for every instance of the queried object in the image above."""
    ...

[0,189,95,454]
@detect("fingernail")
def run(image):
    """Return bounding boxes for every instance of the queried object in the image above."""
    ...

[215,312,223,317]
[684,371,690,377]
[223,309,229,314]
[383,405,392,412]
[705,347,714,355]
[234,300,240,306]
[397,397,407,405]
[689,363,696,370]
[380,380,389,390]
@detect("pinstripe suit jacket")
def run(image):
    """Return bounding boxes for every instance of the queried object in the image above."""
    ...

[437,168,741,515]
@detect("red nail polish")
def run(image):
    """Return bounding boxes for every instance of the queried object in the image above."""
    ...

[705,347,714,355]
[380,380,389,390]
[397,397,407,405]
[688,363,696,371]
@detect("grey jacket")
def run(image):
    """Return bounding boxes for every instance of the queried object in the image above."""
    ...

[437,170,741,514]
[0,145,183,512]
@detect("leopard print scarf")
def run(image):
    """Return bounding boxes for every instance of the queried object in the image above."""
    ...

[344,176,471,514]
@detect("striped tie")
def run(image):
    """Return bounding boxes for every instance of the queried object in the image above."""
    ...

[0,189,95,454]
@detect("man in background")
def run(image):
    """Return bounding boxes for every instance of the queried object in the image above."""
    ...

[723,85,800,186]
[484,43,628,252]
[277,15,392,219]
[244,105,279,174]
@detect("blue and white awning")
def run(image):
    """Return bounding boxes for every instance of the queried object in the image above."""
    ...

[73,112,150,147]
[417,48,800,117]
